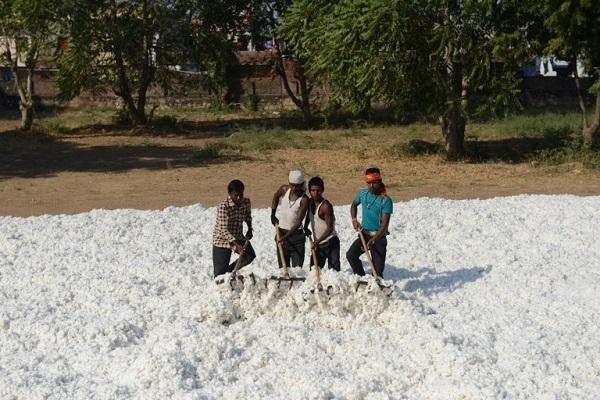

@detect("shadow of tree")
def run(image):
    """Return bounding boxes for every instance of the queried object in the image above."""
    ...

[0,131,247,179]
[464,132,570,163]
[45,116,311,141]
[384,265,491,296]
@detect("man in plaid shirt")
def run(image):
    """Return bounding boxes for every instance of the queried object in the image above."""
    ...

[212,179,256,277]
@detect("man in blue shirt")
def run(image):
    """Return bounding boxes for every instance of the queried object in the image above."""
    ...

[347,167,393,277]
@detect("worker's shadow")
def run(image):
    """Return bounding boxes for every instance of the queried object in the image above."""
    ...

[383,264,492,296]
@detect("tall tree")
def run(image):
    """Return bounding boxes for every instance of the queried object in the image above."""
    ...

[248,0,313,123]
[281,0,537,159]
[57,0,246,126]
[545,0,600,148]
[0,0,62,130]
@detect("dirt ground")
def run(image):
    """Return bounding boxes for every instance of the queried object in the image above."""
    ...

[2,131,600,217]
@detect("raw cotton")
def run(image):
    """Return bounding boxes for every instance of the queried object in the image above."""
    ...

[1,195,599,399]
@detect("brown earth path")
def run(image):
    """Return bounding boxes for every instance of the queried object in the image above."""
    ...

[1,133,600,217]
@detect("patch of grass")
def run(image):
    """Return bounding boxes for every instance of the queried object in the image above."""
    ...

[141,139,164,147]
[392,139,443,158]
[355,147,368,159]
[314,134,339,147]
[532,137,600,170]
[471,110,582,140]
[151,115,178,126]
[112,107,134,127]
[40,121,71,136]
[227,125,303,151]
[190,142,230,163]
[340,123,366,138]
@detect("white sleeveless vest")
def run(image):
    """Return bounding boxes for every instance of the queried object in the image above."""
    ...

[278,188,303,230]
[309,200,336,243]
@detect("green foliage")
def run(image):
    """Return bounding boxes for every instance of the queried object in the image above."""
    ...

[533,138,600,169]
[544,0,600,146]
[282,0,535,118]
[227,125,297,151]
[0,0,62,59]
[112,107,133,127]
[191,142,229,163]
[56,0,247,124]
[225,124,348,151]
[280,0,541,157]
[487,110,582,138]
[392,140,443,158]
[0,0,64,129]
[545,0,600,70]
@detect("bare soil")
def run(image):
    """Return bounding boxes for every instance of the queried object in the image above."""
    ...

[2,130,600,217]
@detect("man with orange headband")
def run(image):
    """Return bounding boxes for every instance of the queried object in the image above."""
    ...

[346,167,393,277]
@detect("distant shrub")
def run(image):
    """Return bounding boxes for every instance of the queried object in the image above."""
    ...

[191,142,228,162]
[150,115,179,131]
[228,125,298,151]
[112,107,132,126]
[532,136,600,169]
[393,139,442,157]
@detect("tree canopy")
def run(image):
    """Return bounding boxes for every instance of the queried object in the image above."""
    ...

[56,0,248,125]
[0,0,63,130]
[545,0,600,147]
[281,0,541,158]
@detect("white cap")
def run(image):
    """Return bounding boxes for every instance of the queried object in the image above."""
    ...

[288,170,304,184]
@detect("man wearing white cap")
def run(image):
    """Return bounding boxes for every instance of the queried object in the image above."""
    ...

[271,170,310,269]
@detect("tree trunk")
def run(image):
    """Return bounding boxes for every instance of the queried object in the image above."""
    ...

[13,70,35,131]
[267,7,312,125]
[9,43,37,131]
[273,44,312,125]
[297,65,312,124]
[110,2,147,126]
[572,56,596,148]
[114,46,146,125]
[441,109,465,160]
[583,94,600,149]
[135,0,154,124]
[20,102,34,131]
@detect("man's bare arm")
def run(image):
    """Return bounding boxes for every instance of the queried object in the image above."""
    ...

[350,200,360,230]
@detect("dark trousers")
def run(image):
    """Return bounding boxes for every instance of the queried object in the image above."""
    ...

[310,236,341,271]
[346,232,387,277]
[213,241,256,278]
[276,228,305,268]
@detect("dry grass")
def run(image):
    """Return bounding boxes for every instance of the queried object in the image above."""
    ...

[2,104,598,168]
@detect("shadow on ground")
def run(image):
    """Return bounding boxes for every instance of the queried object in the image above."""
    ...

[384,265,491,296]
[464,134,571,163]
[0,130,247,179]
[46,115,315,140]
[405,131,573,163]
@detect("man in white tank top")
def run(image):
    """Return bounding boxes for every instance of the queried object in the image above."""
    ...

[271,170,310,268]
[303,176,340,271]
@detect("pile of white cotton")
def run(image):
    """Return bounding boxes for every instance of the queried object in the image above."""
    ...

[1,195,599,399]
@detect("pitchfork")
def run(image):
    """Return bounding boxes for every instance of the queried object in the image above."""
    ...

[355,229,393,294]
[269,224,305,288]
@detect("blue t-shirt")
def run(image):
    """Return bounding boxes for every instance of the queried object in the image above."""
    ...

[354,189,393,231]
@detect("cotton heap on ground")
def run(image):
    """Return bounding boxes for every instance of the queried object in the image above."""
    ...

[1,195,599,399]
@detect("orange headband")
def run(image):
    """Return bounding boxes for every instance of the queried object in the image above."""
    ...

[364,172,382,183]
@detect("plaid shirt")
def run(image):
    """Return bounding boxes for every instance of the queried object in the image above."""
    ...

[212,197,252,248]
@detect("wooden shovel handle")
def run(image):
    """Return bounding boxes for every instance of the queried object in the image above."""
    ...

[308,236,321,286]
[232,240,250,275]
[275,224,289,277]
[358,230,379,278]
